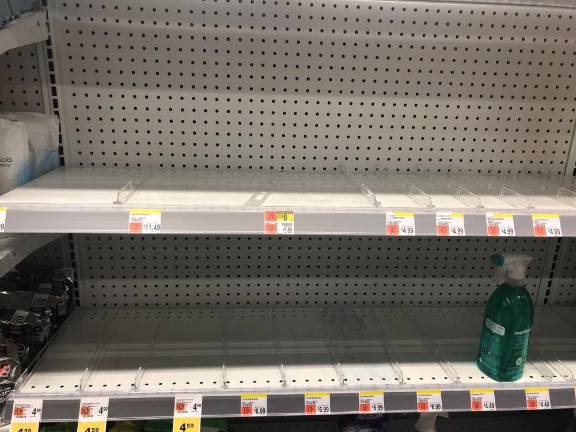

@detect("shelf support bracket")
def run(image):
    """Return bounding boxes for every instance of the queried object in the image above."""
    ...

[455,186,483,208]
[500,186,534,209]
[407,185,434,208]
[338,165,381,208]
[131,366,144,391]
[556,187,576,208]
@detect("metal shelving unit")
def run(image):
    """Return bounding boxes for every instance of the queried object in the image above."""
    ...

[5,305,576,421]
[0,10,47,56]
[0,234,60,278]
[0,167,575,236]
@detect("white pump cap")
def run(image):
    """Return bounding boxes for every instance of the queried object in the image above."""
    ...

[491,254,532,283]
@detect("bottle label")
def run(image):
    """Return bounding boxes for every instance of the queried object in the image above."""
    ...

[485,318,505,336]
[479,320,531,378]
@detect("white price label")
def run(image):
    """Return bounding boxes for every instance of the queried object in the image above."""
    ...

[525,388,551,410]
[173,395,203,432]
[532,214,562,237]
[77,398,109,432]
[264,211,294,234]
[486,213,515,237]
[0,207,6,232]
[436,212,465,236]
[304,393,330,415]
[358,391,385,413]
[470,389,496,411]
[386,212,415,236]
[241,394,267,416]
[128,209,161,233]
[417,390,443,412]
[10,399,43,432]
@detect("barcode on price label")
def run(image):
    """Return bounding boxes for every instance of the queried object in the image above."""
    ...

[386,212,415,236]
[128,209,161,233]
[304,392,330,415]
[416,390,443,412]
[0,207,6,232]
[173,395,202,432]
[486,213,515,237]
[532,214,562,237]
[264,211,294,235]
[10,399,43,432]
[77,398,109,432]
[469,389,496,411]
[525,388,551,410]
[436,212,465,236]
[241,394,267,416]
[358,391,384,414]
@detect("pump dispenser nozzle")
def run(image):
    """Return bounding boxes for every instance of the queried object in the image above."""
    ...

[490,254,532,285]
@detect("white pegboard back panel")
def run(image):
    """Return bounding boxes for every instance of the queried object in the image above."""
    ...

[50,0,576,174]
[0,45,44,112]
[77,235,551,307]
[548,238,576,305]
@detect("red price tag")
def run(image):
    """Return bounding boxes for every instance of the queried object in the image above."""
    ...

[386,224,399,235]
[359,403,371,412]
[527,399,538,410]
[436,225,449,236]
[534,224,546,237]
[241,405,252,415]
[487,225,499,236]
[417,401,429,412]
[471,399,482,411]
[264,211,277,222]
[305,404,316,414]
[129,222,142,233]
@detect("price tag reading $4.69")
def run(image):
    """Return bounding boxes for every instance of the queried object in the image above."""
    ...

[358,391,384,414]
[241,394,267,416]
[128,209,161,234]
[173,395,203,432]
[386,212,415,236]
[77,398,109,432]
[470,389,496,412]
[10,399,43,432]
[416,390,443,413]
[525,388,551,410]
[0,207,6,232]
[304,393,330,415]
[486,213,515,237]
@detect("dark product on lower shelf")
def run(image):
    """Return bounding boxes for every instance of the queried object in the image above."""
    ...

[0,308,52,346]
[0,290,61,324]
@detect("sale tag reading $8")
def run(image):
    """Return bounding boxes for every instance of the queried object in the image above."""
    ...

[304,393,330,415]
[532,214,562,237]
[77,398,109,432]
[436,212,465,236]
[525,388,551,410]
[486,213,515,237]
[470,389,496,412]
[264,211,294,234]
[386,212,415,236]
[241,394,267,416]
[173,395,202,432]
[10,399,43,432]
[358,391,384,414]
[416,390,443,412]
[128,209,161,234]
[0,207,6,232]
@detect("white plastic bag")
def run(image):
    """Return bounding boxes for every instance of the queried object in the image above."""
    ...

[0,118,29,196]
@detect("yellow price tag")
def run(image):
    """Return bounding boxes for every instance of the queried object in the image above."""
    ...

[172,418,200,432]
[78,421,106,432]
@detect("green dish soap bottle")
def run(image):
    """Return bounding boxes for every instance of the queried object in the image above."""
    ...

[477,254,534,382]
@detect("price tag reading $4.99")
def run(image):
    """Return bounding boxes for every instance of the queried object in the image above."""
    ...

[10,399,43,432]
[0,207,6,232]
[77,398,109,432]
[173,395,203,432]
[436,212,465,236]
[264,211,294,235]
[532,214,562,237]
[416,390,443,413]
[128,209,161,234]
[241,394,267,416]
[525,388,551,410]
[304,393,330,415]
[486,213,515,237]
[386,212,415,236]
[358,391,384,414]
[470,389,496,412]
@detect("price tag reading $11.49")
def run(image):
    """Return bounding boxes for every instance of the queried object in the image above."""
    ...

[10,399,43,432]
[416,390,443,413]
[304,393,330,415]
[128,209,161,234]
[173,395,203,432]
[77,398,109,432]
[358,391,384,414]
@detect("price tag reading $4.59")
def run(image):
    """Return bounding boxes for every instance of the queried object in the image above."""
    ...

[10,399,43,432]
[304,393,330,415]
[486,213,515,237]
[0,207,6,232]
[436,212,465,236]
[416,390,443,413]
[241,394,267,416]
[358,391,384,413]
[525,388,551,410]
[470,389,496,412]
[173,395,203,432]
[77,398,109,432]
[128,209,161,234]
[386,212,415,236]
